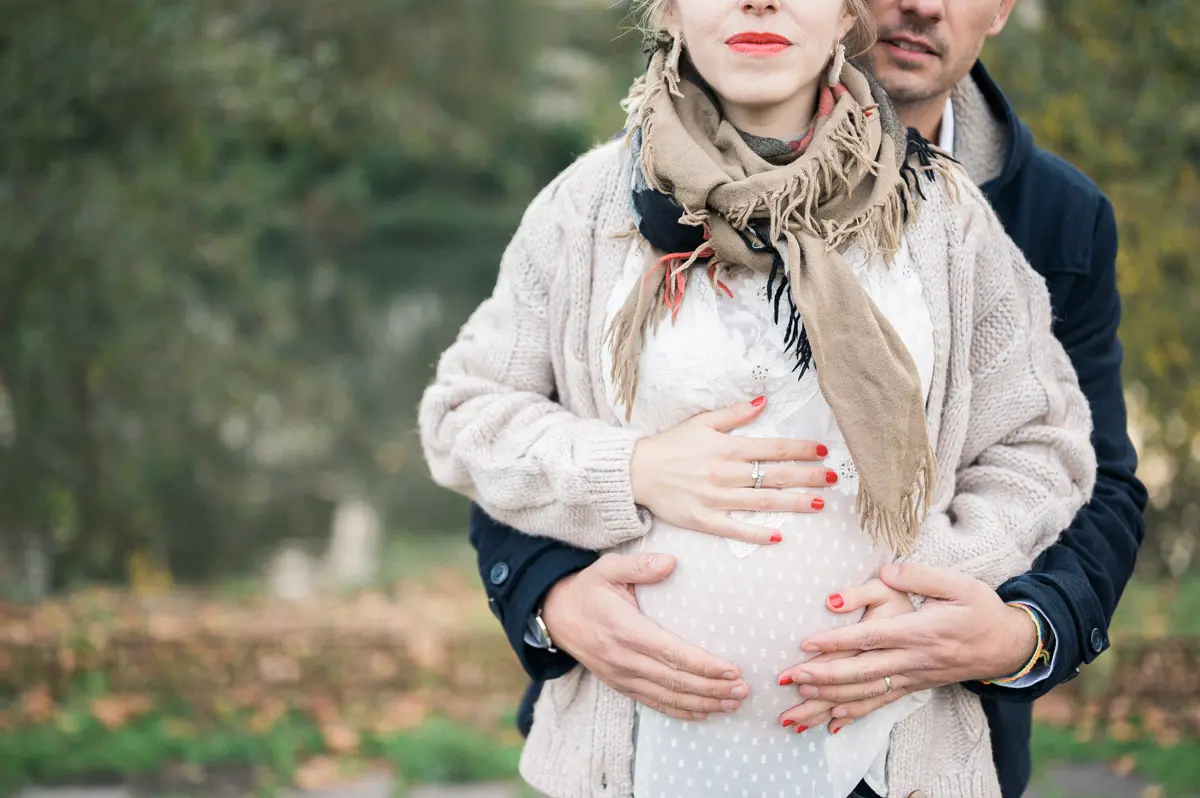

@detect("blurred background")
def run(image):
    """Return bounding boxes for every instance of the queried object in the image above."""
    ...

[0,0,1197,796]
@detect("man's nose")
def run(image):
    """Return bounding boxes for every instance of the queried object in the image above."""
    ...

[896,0,946,21]
[740,0,782,15]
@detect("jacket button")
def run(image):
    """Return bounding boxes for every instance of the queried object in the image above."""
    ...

[489,561,511,586]
[1090,627,1106,653]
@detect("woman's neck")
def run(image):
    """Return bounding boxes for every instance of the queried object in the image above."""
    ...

[719,79,820,141]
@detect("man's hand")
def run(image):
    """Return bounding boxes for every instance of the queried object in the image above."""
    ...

[777,577,914,732]
[778,563,1039,733]
[540,552,749,721]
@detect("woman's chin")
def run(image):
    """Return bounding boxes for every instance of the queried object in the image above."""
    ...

[719,88,809,112]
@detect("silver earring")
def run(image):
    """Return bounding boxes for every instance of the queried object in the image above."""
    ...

[827,41,846,87]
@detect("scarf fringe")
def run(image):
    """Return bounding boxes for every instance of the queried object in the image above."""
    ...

[900,130,962,221]
[720,101,908,268]
[855,444,935,556]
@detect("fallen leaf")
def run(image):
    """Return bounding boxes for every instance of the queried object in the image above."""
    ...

[1111,754,1137,777]
[294,756,341,791]
[321,722,361,754]
[90,694,153,730]
[257,653,301,684]
[1108,719,1135,741]
[20,685,55,724]
[248,700,287,734]
[371,694,427,735]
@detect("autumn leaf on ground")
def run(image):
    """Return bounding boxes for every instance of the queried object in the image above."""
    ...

[294,757,342,791]
[1111,754,1137,777]
[371,694,428,735]
[248,700,287,734]
[90,694,153,730]
[321,721,361,754]
[20,685,55,724]
[304,693,341,726]
[1032,693,1074,727]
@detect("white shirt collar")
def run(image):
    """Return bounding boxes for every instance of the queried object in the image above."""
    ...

[938,95,955,154]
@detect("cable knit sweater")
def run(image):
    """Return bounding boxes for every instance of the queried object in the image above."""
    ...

[419,139,1096,798]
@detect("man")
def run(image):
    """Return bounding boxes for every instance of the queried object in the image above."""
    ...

[467,1,1147,795]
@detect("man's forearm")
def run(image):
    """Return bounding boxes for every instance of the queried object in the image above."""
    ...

[967,199,1147,701]
[469,502,596,680]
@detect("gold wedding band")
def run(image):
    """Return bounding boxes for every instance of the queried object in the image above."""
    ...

[883,675,894,694]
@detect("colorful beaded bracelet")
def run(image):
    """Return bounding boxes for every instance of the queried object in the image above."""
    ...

[982,603,1049,685]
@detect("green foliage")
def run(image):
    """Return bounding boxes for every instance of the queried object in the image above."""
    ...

[1,0,1196,589]
[986,3,1200,574]
[1029,722,1200,797]
[0,0,636,589]
[0,705,522,795]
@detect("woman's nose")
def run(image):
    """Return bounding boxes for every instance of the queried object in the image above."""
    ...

[740,0,781,15]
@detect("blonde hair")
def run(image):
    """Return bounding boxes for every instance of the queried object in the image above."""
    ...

[631,0,877,58]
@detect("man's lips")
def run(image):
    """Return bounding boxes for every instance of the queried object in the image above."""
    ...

[881,34,939,59]
[726,32,791,55]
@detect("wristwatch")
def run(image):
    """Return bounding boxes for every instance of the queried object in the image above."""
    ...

[526,604,558,653]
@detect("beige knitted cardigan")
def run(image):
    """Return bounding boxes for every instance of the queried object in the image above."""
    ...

[419,138,1096,798]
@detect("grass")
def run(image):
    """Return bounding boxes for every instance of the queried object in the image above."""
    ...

[1029,721,1200,797]
[0,706,522,797]
[11,539,1199,796]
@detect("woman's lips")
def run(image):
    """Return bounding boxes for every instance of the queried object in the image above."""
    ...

[726,32,791,56]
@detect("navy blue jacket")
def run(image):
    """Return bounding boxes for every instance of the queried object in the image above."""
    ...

[466,62,1147,798]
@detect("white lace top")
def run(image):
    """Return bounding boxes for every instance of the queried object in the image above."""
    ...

[602,237,936,798]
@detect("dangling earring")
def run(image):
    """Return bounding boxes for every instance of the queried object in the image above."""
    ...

[827,41,846,87]
[664,29,685,98]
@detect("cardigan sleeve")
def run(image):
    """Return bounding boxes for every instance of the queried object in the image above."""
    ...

[908,181,1098,586]
[419,151,652,551]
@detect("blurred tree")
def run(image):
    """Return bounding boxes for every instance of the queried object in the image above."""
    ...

[0,0,633,591]
[987,0,1200,574]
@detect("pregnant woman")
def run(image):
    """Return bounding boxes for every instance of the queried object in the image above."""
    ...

[420,1,1095,796]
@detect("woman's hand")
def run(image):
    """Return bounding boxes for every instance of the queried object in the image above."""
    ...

[776,579,915,734]
[630,396,833,545]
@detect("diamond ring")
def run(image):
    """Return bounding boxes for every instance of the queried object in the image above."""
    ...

[751,461,766,489]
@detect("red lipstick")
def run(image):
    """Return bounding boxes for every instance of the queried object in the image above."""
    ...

[726,32,791,56]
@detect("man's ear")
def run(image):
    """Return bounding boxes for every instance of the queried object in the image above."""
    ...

[987,0,1018,38]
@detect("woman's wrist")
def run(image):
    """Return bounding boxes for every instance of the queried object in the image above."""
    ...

[629,435,657,509]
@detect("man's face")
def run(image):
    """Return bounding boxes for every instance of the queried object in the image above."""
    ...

[866,0,1016,105]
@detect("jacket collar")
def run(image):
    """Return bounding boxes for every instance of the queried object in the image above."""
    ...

[967,61,1034,196]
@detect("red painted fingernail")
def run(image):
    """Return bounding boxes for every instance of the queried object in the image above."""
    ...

[795,725,809,734]
[769,532,783,543]
[815,444,829,457]
[831,725,842,735]
[778,675,793,686]
[781,719,795,727]
[828,593,844,609]
[751,395,766,408]
[811,497,825,511]
[825,470,838,485]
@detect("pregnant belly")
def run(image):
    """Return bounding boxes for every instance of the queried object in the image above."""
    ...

[632,498,889,721]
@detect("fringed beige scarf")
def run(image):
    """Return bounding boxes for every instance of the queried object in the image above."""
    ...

[608,50,935,555]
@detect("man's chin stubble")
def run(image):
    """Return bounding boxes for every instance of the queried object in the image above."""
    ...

[874,67,948,106]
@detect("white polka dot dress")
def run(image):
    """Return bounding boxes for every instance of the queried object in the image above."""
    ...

[601,238,936,798]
